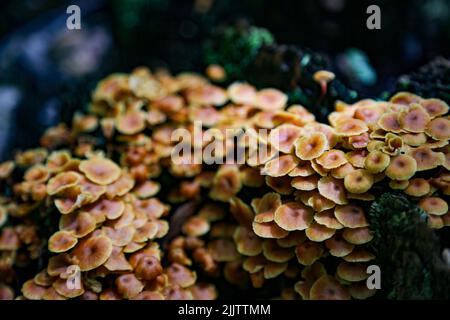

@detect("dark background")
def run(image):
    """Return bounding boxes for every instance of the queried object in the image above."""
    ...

[0,0,449,160]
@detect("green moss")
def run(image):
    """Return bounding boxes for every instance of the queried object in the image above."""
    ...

[368,192,449,299]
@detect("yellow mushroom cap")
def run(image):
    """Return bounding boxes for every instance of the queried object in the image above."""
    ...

[354,104,384,124]
[385,154,417,181]
[342,227,373,245]
[336,262,368,282]
[314,209,344,229]
[318,176,348,205]
[268,124,303,153]
[227,82,257,105]
[79,156,121,185]
[305,222,336,242]
[72,235,113,271]
[404,178,430,197]
[325,233,354,257]
[344,169,374,194]
[419,197,448,216]
[254,88,288,110]
[364,150,390,173]
[274,202,313,231]
[346,150,368,168]
[295,241,324,265]
[399,104,430,133]
[334,205,368,228]
[335,119,368,137]
[295,132,329,160]
[420,98,449,118]
[317,150,347,169]
[309,275,351,300]
[425,118,450,140]
[48,230,78,253]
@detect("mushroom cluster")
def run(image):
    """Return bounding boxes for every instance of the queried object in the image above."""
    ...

[0,66,448,300]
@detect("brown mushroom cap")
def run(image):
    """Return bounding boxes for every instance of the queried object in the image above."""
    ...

[316,150,347,169]
[182,216,210,237]
[309,275,351,300]
[274,202,313,231]
[295,241,324,265]
[295,132,329,160]
[342,227,373,245]
[47,171,82,195]
[72,235,113,271]
[227,82,257,105]
[189,283,217,300]
[0,160,15,179]
[79,156,121,185]
[59,211,96,238]
[364,151,390,173]
[48,230,78,253]
[408,146,444,171]
[402,132,427,146]
[378,112,403,133]
[276,231,306,248]
[288,160,315,177]
[314,210,344,229]
[343,249,376,262]
[268,124,303,153]
[166,263,197,288]
[385,155,417,181]
[334,205,368,228]
[104,246,132,271]
[419,197,448,215]
[404,178,430,197]
[253,221,289,239]
[208,239,240,262]
[425,118,450,140]
[209,165,242,202]
[21,280,46,300]
[399,104,430,133]
[420,98,449,118]
[254,88,287,110]
[331,163,355,179]
[318,176,348,205]
[390,92,422,105]
[47,254,75,277]
[305,222,336,242]
[336,262,368,282]
[325,233,355,257]
[264,262,288,279]
[115,273,144,299]
[0,227,20,250]
[335,118,368,137]
[233,226,262,256]
[265,176,293,195]
[291,175,319,191]
[262,155,298,177]
[52,278,85,298]
[230,197,255,229]
[262,240,295,263]
[344,169,374,194]
[349,282,377,299]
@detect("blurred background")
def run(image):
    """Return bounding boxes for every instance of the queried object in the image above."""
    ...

[0,0,449,160]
